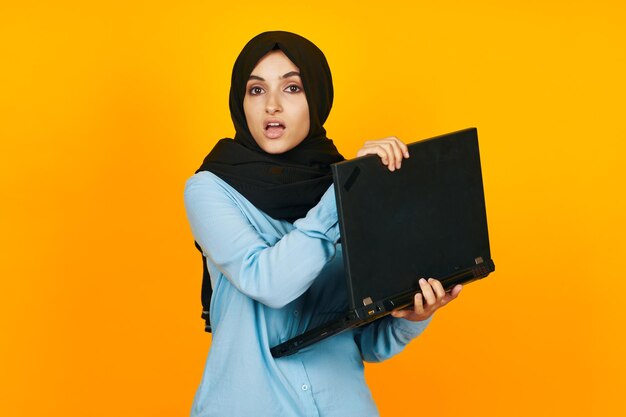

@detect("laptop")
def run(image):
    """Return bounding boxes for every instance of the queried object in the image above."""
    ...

[270,127,495,358]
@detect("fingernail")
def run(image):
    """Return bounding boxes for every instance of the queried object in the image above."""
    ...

[404,151,410,158]
[419,278,426,284]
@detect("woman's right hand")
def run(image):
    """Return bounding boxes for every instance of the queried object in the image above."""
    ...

[356,136,410,172]
[390,278,462,322]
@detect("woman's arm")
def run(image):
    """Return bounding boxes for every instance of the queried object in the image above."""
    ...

[354,279,462,362]
[184,172,340,309]
[353,316,432,362]
[184,137,410,310]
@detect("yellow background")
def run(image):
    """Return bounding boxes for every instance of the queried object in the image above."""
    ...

[1,1,625,416]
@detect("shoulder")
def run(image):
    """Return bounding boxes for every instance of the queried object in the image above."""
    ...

[185,170,227,191]
[184,171,261,220]
[184,171,236,202]
[184,171,245,217]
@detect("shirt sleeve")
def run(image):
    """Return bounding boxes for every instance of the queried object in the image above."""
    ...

[353,315,432,362]
[184,172,340,309]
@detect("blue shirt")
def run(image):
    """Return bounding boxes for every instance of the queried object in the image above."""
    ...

[184,171,431,417]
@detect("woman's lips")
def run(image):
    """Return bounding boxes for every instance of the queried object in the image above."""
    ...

[264,121,285,139]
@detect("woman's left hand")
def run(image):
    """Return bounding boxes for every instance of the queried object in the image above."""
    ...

[356,136,409,172]
[390,278,462,322]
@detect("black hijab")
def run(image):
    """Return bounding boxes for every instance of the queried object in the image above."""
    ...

[194,31,344,330]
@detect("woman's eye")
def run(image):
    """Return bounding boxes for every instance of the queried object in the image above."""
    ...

[285,85,302,93]
[249,86,264,95]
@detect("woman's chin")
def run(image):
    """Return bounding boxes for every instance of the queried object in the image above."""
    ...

[255,137,305,155]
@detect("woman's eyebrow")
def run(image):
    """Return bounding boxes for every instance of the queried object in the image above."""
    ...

[247,71,301,82]
[281,71,301,79]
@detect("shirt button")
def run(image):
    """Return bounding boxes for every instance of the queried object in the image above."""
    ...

[301,384,308,391]
[294,310,299,316]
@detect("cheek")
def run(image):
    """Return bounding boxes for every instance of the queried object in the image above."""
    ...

[243,97,257,129]
[296,100,310,133]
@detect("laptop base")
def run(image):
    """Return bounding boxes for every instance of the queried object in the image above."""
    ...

[270,260,494,358]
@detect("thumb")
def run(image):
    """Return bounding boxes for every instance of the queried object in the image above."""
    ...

[391,310,408,318]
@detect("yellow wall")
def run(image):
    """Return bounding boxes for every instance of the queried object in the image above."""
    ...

[1,1,624,415]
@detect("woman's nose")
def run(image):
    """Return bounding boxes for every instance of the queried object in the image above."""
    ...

[265,91,282,114]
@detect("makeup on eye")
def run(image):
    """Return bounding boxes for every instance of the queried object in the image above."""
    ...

[246,71,303,96]
[284,84,302,93]
[249,86,264,95]
[247,83,303,96]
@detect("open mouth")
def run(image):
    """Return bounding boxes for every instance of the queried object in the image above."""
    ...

[265,121,285,129]
[264,121,286,139]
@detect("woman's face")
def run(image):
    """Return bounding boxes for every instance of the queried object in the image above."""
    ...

[243,50,310,154]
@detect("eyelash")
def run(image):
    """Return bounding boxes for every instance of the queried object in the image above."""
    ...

[249,86,264,95]
[248,84,302,96]
[285,85,302,93]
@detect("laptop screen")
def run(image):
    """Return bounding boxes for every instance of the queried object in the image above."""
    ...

[332,128,491,309]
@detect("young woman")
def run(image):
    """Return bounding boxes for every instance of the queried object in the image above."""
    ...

[184,31,462,417]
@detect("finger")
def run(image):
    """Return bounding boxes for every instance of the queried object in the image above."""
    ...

[419,278,436,306]
[357,142,402,171]
[381,137,410,159]
[364,137,409,158]
[382,137,404,169]
[390,136,410,159]
[413,292,425,316]
[390,137,409,167]
[428,278,446,301]
[378,145,394,169]
[449,284,462,299]
[376,143,396,171]
[356,146,390,166]
[356,146,381,159]
[391,309,409,318]
[358,138,408,171]
[441,284,463,306]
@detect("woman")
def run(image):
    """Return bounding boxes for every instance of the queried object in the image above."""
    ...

[184,31,462,417]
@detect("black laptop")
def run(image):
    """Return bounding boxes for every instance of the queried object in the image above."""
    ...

[270,127,495,358]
